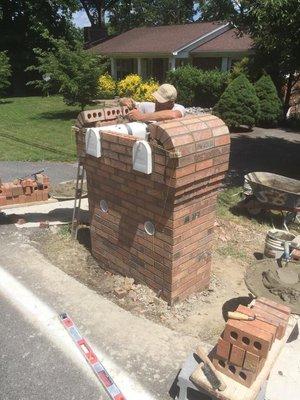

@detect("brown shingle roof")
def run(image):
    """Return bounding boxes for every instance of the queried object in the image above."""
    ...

[89,22,226,55]
[191,29,253,53]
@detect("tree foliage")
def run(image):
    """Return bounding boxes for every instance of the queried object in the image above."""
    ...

[213,74,260,129]
[200,0,300,115]
[254,75,282,127]
[28,38,106,109]
[107,1,197,34]
[0,0,80,95]
[0,51,11,96]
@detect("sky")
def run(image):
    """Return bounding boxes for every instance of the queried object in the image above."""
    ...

[73,10,91,28]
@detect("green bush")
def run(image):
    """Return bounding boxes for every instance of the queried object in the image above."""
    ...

[196,69,230,107]
[213,74,260,129]
[254,75,282,127]
[166,65,229,107]
[0,51,11,96]
[166,65,201,106]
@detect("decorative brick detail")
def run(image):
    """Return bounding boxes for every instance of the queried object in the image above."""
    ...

[0,175,49,206]
[75,109,230,303]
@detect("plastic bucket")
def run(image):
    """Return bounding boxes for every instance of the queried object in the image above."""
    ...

[264,229,295,259]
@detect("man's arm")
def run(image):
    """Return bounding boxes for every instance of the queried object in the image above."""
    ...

[128,108,182,122]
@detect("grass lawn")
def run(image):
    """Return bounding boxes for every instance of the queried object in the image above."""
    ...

[0,96,83,161]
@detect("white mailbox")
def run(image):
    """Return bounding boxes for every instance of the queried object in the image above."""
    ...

[85,128,101,158]
[132,140,152,174]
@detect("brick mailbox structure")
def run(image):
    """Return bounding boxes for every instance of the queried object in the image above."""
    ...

[75,107,230,303]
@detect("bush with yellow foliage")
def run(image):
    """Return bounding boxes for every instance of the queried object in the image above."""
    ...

[98,73,117,98]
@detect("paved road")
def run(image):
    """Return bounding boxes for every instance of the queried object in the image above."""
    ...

[0,296,103,400]
[0,161,77,184]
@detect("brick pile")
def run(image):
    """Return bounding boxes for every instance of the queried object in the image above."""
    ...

[213,297,291,387]
[75,106,230,303]
[0,175,50,206]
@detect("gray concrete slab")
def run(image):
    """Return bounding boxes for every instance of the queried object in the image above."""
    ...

[0,295,103,400]
[0,161,78,184]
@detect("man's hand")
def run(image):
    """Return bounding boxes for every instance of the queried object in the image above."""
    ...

[119,97,135,109]
[128,108,144,121]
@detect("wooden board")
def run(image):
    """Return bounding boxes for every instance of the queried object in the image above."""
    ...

[190,315,297,400]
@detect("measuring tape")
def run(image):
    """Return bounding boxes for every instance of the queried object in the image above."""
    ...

[60,313,126,400]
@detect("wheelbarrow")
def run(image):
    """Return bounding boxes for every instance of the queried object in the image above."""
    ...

[239,172,300,229]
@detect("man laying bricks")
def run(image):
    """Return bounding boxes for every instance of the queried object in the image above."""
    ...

[120,83,186,122]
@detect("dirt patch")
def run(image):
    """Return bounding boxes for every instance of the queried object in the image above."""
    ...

[30,216,265,345]
[50,179,87,199]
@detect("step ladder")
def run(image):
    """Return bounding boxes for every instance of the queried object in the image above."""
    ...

[71,159,85,239]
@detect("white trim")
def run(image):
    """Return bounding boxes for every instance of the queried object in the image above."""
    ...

[172,23,230,56]
[110,58,117,78]
[137,57,142,75]
[169,56,176,71]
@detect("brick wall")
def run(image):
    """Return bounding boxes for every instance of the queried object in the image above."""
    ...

[75,107,230,303]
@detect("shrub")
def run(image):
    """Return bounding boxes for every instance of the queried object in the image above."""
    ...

[116,74,159,101]
[254,75,282,127]
[166,65,201,106]
[0,51,11,96]
[117,74,142,97]
[98,73,117,99]
[213,74,260,129]
[134,79,159,101]
[167,65,229,107]
[196,70,230,108]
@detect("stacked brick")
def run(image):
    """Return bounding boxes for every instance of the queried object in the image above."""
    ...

[213,298,291,387]
[0,175,49,206]
[75,107,230,303]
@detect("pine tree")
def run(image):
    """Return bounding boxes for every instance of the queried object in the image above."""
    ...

[213,74,260,129]
[254,75,282,127]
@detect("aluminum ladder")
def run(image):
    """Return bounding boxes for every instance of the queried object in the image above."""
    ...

[71,159,85,239]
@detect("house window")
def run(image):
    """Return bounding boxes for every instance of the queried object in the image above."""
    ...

[192,57,222,71]
[116,59,138,79]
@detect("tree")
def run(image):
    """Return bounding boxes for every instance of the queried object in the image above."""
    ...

[0,52,11,97]
[107,1,197,34]
[28,38,106,109]
[213,74,260,129]
[254,75,282,127]
[0,0,80,95]
[198,0,237,21]
[199,1,300,117]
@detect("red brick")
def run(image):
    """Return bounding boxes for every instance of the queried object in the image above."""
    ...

[230,344,245,367]
[216,338,231,360]
[214,135,230,146]
[213,356,258,388]
[243,351,261,372]
[237,304,284,340]
[223,319,273,358]
[255,297,291,317]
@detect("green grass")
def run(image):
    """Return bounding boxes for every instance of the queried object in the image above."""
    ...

[0,96,81,161]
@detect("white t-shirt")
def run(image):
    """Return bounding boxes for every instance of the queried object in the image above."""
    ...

[135,102,186,117]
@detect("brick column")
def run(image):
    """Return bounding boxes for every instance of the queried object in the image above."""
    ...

[75,110,230,303]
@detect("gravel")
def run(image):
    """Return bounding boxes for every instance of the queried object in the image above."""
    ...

[185,107,212,115]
